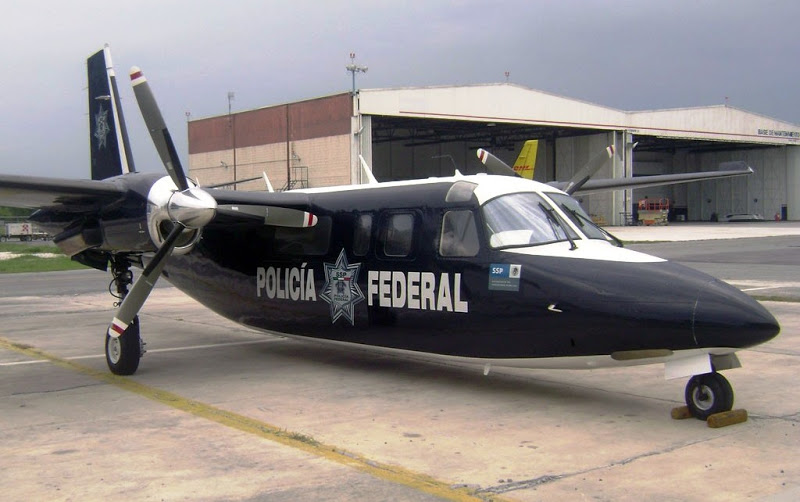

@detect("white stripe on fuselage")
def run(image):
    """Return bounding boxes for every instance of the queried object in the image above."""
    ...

[245,326,736,377]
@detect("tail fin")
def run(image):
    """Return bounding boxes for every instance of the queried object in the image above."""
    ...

[88,46,135,180]
[512,140,538,180]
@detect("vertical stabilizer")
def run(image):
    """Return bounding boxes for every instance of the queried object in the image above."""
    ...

[512,140,538,180]
[88,46,135,180]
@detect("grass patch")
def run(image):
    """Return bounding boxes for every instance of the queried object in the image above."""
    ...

[0,242,58,254]
[283,431,320,447]
[0,242,88,273]
[0,255,88,273]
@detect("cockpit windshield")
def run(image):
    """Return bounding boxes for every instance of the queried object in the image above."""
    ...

[482,192,577,249]
[545,192,623,246]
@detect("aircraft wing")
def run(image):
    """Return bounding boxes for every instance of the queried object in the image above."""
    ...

[553,162,754,195]
[0,174,126,211]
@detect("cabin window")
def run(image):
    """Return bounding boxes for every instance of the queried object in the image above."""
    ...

[439,210,479,257]
[380,213,414,257]
[273,216,332,256]
[353,214,372,256]
[482,193,575,249]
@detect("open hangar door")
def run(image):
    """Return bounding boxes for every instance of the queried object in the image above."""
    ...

[629,136,788,222]
[368,115,611,184]
[366,116,791,224]
[368,115,623,222]
[369,116,561,181]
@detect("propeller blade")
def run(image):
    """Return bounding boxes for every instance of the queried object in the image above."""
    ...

[562,145,615,195]
[107,224,184,338]
[217,204,318,228]
[130,66,189,192]
[476,148,518,177]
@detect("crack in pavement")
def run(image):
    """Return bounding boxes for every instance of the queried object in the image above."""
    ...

[480,435,724,494]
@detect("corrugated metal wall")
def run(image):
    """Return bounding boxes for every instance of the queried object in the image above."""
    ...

[686,148,788,221]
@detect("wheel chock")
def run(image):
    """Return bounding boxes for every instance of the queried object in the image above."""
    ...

[707,409,748,428]
[670,406,693,420]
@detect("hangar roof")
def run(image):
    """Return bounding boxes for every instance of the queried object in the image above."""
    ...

[358,84,800,147]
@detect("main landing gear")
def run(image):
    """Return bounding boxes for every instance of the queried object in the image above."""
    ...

[684,372,734,420]
[106,259,145,375]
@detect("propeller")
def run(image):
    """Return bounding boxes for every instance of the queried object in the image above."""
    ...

[108,224,184,337]
[561,145,615,195]
[476,148,518,177]
[108,66,319,338]
[130,67,189,191]
[216,204,318,227]
[108,67,216,338]
[476,144,617,195]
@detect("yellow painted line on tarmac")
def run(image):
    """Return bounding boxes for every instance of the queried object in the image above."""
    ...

[0,336,508,502]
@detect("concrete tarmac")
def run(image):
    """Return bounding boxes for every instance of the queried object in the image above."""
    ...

[1,230,799,501]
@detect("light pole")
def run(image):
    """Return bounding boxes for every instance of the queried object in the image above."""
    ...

[346,52,368,95]
[227,92,237,190]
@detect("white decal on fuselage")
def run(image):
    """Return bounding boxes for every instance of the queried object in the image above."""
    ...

[256,264,317,301]
[366,271,468,313]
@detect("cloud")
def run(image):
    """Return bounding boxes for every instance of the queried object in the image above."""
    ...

[1,0,798,178]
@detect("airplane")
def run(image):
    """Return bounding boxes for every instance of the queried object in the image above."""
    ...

[0,46,779,421]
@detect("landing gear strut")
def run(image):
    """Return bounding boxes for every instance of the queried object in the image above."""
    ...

[106,259,145,375]
[684,372,734,420]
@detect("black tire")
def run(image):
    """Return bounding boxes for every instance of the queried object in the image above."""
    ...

[105,316,141,375]
[685,372,734,420]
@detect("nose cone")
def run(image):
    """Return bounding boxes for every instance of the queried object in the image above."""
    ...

[693,279,780,349]
[167,187,217,229]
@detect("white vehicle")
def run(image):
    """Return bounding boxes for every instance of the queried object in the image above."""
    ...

[2,222,48,241]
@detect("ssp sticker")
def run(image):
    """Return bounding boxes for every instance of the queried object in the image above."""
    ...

[489,263,521,291]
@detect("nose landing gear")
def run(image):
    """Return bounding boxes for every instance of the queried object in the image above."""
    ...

[684,372,734,420]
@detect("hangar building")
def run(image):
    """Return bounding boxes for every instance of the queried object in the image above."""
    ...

[188,84,800,224]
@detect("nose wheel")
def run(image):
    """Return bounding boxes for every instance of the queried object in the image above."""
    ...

[105,315,144,375]
[684,372,734,420]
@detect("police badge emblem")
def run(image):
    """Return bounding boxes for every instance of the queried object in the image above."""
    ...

[320,249,365,325]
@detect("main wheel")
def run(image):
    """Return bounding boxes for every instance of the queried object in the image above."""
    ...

[105,316,142,375]
[685,372,734,420]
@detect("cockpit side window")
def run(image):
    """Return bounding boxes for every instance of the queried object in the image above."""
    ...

[482,193,574,249]
[439,210,480,257]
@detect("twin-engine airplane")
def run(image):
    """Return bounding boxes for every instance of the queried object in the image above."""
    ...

[0,47,779,420]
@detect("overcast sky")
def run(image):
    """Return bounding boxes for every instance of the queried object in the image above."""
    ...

[2,0,799,179]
